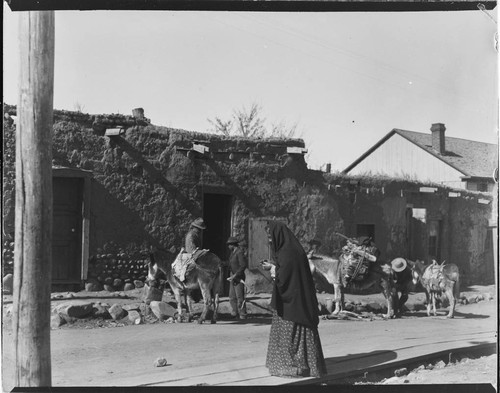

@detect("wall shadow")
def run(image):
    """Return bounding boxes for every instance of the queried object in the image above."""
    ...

[402,310,491,319]
[286,349,398,385]
[221,316,273,325]
[324,349,397,369]
[115,138,202,216]
[204,158,264,216]
[91,182,164,251]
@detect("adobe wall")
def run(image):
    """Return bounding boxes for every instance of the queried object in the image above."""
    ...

[2,106,494,291]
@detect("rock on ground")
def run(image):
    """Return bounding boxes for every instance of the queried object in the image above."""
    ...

[128,310,142,324]
[51,314,67,328]
[2,274,13,294]
[56,302,94,320]
[108,304,127,320]
[150,301,176,320]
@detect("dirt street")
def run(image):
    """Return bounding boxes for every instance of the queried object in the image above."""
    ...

[1,285,497,389]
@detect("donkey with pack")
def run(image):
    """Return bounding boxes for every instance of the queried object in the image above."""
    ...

[146,247,223,324]
[409,259,460,318]
[308,234,397,319]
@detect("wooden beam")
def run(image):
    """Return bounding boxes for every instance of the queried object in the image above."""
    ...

[104,128,125,137]
[13,10,55,387]
[193,143,210,154]
[287,146,308,155]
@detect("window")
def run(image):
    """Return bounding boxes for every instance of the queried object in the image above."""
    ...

[412,208,426,223]
[477,183,488,192]
[428,220,441,260]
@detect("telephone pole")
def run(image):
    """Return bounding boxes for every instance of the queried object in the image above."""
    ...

[13,10,55,387]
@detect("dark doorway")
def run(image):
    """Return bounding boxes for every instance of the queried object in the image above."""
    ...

[409,208,429,262]
[203,193,233,296]
[52,177,83,285]
[202,193,233,260]
[427,220,442,261]
[356,224,375,241]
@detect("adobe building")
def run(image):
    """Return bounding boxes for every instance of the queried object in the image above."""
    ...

[2,106,495,293]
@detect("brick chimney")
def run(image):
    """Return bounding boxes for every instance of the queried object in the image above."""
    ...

[430,123,446,154]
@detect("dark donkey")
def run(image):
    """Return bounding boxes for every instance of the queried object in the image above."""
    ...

[309,254,397,319]
[147,249,223,324]
[408,259,460,318]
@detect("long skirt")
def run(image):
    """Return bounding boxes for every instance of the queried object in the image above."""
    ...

[265,312,327,378]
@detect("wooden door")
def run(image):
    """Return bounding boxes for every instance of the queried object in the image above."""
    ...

[248,218,271,270]
[52,178,83,282]
[248,217,287,269]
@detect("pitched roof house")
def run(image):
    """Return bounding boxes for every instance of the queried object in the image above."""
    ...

[343,123,498,192]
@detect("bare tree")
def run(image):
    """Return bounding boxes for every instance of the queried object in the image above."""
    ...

[73,101,85,113]
[208,103,299,138]
[207,117,234,137]
[270,120,300,139]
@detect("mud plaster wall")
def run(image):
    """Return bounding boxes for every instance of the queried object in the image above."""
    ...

[446,197,495,284]
[3,110,315,281]
[2,108,494,289]
[405,191,494,285]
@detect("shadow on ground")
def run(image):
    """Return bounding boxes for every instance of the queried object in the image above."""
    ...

[401,310,491,319]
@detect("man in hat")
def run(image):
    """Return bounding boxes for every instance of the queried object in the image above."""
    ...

[391,257,413,315]
[172,218,207,282]
[239,239,248,258]
[226,236,248,319]
[185,217,206,254]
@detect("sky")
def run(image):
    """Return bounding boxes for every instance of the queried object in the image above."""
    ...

[3,8,498,171]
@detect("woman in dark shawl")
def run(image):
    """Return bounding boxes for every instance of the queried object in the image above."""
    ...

[260,221,327,378]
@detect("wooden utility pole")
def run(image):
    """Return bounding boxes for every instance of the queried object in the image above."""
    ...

[13,10,55,387]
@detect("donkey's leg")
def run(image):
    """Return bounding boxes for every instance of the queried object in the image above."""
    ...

[332,283,343,315]
[425,290,432,316]
[211,293,220,324]
[431,292,437,316]
[387,290,398,319]
[380,278,395,319]
[174,290,184,322]
[186,293,195,321]
[445,287,455,319]
[197,282,212,324]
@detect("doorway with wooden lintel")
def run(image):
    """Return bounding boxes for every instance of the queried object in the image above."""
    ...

[202,192,233,295]
[52,167,92,292]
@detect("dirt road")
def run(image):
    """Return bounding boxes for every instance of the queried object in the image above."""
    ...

[2,286,497,389]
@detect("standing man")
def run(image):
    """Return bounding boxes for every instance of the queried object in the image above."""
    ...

[239,240,248,258]
[185,217,206,254]
[226,236,248,320]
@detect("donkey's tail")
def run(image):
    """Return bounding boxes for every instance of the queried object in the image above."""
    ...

[147,252,155,266]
